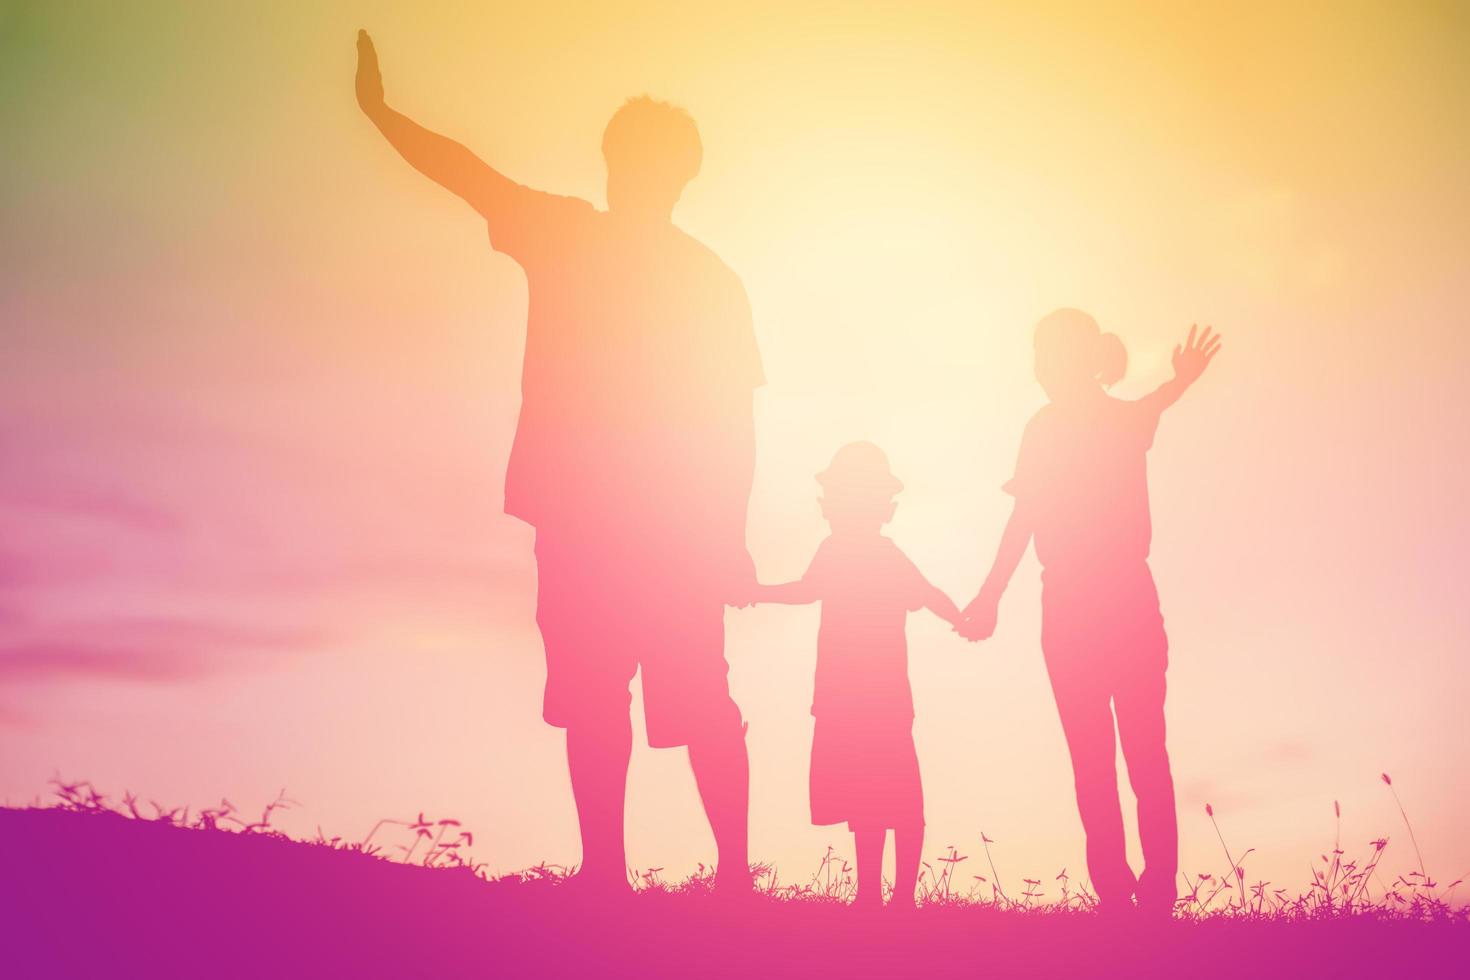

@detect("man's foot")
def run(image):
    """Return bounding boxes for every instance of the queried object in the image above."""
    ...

[851,892,884,912]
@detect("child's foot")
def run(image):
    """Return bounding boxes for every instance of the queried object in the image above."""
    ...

[851,892,883,912]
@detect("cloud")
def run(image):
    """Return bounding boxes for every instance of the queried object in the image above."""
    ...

[1260,738,1314,764]
[0,549,120,590]
[0,484,184,536]
[0,643,206,682]
[1177,778,1264,816]
[0,616,321,685]
[1177,740,1319,814]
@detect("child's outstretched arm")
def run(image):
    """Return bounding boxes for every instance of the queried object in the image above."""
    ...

[754,581,819,605]
[1141,323,1222,415]
[959,501,1035,640]
[920,580,963,628]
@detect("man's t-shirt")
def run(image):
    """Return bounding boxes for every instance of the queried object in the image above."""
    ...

[485,183,764,562]
[801,534,929,725]
[1004,395,1161,581]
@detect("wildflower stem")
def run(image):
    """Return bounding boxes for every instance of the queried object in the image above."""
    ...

[1206,807,1240,911]
[1385,783,1426,882]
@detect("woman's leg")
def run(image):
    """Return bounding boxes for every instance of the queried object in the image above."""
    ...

[1046,660,1137,909]
[853,827,886,908]
[1116,662,1177,916]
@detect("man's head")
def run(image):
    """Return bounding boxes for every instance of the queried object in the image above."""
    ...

[602,96,702,220]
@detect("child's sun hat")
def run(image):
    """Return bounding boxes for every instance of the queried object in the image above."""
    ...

[816,441,903,497]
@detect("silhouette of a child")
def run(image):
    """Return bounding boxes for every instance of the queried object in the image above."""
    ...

[757,442,962,909]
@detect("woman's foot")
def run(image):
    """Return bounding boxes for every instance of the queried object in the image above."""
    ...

[1136,898,1175,922]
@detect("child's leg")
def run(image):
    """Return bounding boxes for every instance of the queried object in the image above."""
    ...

[893,824,924,907]
[853,827,886,907]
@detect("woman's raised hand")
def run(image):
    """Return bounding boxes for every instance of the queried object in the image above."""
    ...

[1172,324,1222,387]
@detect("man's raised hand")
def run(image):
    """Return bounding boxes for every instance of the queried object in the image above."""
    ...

[356,29,385,116]
[1171,324,1222,388]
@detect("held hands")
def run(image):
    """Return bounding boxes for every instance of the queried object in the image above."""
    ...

[955,591,999,642]
[355,29,385,116]
[1172,323,1222,388]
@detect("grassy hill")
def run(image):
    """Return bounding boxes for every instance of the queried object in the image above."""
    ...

[3,804,1465,979]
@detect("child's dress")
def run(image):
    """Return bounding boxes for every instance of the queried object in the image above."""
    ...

[800,533,929,830]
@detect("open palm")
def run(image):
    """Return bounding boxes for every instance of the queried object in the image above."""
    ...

[355,29,384,114]
[1172,323,1221,387]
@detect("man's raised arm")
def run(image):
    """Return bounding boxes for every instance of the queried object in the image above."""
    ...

[355,30,515,218]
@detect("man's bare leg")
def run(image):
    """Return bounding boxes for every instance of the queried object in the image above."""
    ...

[566,715,633,891]
[688,727,751,890]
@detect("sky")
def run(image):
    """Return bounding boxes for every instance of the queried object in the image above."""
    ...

[2,0,1468,896]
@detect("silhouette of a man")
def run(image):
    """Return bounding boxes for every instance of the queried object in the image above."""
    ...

[356,31,761,894]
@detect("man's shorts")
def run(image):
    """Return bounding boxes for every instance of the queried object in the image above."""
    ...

[534,532,745,748]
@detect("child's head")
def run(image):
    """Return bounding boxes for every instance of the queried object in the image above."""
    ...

[1033,308,1127,402]
[815,441,902,535]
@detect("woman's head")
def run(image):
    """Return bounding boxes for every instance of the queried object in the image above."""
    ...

[1032,308,1127,401]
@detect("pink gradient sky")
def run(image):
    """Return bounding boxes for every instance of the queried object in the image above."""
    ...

[1,2,1467,893]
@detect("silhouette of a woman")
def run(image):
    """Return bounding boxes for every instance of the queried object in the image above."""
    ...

[961,309,1220,917]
